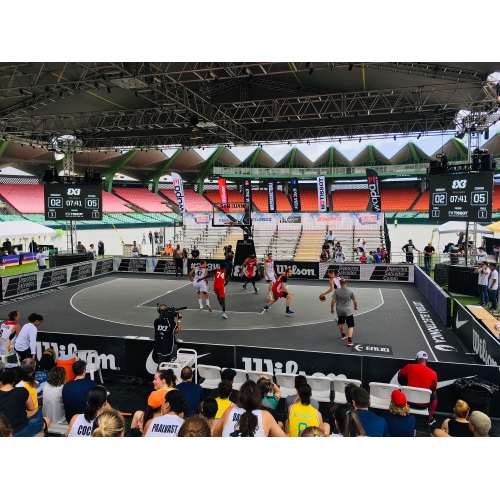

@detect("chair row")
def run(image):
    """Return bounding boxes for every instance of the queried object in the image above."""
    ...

[196,365,362,404]
[196,366,432,418]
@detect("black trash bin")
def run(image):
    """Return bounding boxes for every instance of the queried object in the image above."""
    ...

[453,376,499,415]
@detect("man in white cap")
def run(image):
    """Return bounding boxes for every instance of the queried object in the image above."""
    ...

[468,411,491,437]
[398,350,438,424]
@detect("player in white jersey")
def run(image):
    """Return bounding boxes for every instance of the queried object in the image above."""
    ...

[264,252,277,299]
[319,268,341,309]
[188,260,212,312]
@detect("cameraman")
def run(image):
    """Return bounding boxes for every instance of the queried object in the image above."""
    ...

[154,304,182,367]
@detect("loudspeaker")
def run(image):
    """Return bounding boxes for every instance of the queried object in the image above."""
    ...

[43,170,54,183]
[428,160,442,175]
[480,153,493,171]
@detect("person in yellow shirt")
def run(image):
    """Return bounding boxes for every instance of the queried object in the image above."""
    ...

[16,358,41,416]
[215,380,234,419]
[285,383,329,437]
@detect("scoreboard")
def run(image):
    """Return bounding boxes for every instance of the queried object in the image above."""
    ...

[428,172,493,222]
[44,184,102,220]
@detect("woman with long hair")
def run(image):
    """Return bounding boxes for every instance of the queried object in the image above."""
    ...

[42,366,66,424]
[128,389,168,437]
[215,380,285,437]
[331,403,366,437]
[68,385,108,437]
[201,397,219,436]
[92,408,125,437]
[178,415,211,437]
[432,399,474,437]
[286,383,329,437]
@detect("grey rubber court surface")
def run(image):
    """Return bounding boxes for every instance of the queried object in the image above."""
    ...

[0,273,475,363]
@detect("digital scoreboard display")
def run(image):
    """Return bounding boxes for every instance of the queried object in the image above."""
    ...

[428,172,493,222]
[44,184,102,220]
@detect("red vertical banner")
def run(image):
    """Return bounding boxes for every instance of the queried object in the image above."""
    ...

[218,178,228,212]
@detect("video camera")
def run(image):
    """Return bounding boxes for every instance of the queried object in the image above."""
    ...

[157,303,187,321]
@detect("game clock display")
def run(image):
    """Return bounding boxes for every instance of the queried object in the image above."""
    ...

[44,184,102,220]
[428,172,493,221]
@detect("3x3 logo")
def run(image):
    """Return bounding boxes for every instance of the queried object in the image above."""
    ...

[452,180,467,189]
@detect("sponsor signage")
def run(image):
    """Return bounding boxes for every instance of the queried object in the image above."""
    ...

[370,265,411,281]
[453,301,500,366]
[94,259,114,276]
[171,172,186,213]
[243,179,252,212]
[429,171,493,221]
[319,263,414,282]
[274,261,319,279]
[267,180,277,213]
[323,264,361,280]
[352,343,393,355]
[44,184,102,220]
[40,268,68,289]
[366,168,382,212]
[218,178,228,212]
[117,258,147,272]
[70,262,93,281]
[291,178,301,212]
[317,176,327,212]
[2,273,38,298]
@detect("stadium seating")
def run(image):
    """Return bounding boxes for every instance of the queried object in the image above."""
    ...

[160,188,214,212]
[411,191,430,212]
[0,184,44,213]
[204,189,245,211]
[112,187,172,213]
[332,190,369,212]
[493,186,500,211]
[296,190,320,212]
[251,190,292,212]
[102,191,134,213]
[378,187,419,211]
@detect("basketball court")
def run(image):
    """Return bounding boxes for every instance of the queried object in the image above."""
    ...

[0,272,476,365]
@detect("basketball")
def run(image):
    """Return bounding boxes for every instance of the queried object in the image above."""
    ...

[319,295,326,302]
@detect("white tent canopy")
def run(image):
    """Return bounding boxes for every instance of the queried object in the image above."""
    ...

[0,220,57,244]
[434,221,493,235]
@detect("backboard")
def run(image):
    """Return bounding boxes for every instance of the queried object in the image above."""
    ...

[212,202,252,227]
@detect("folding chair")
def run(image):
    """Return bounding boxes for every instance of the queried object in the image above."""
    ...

[399,385,433,434]
[306,375,333,403]
[196,364,222,390]
[368,382,400,410]
[275,373,297,399]
[331,377,362,404]
[246,370,275,383]
[74,350,103,384]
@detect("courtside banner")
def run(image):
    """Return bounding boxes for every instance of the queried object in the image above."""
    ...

[171,172,186,213]
[366,168,381,212]
[218,178,228,212]
[274,261,319,279]
[317,176,327,212]
[319,262,414,282]
[291,178,301,212]
[267,180,277,213]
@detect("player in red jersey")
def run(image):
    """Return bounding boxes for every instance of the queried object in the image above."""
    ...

[262,268,294,315]
[212,262,229,319]
[240,252,260,293]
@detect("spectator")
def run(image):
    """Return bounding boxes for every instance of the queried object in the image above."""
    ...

[0,368,50,437]
[381,389,416,437]
[488,262,498,312]
[476,246,488,265]
[28,238,38,253]
[176,366,204,417]
[0,412,13,437]
[468,411,491,437]
[191,245,200,259]
[402,239,420,264]
[359,251,367,263]
[14,313,43,361]
[92,408,124,437]
[76,241,86,253]
[331,403,366,437]
[215,380,235,419]
[327,230,335,248]
[285,384,329,437]
[161,242,174,257]
[0,310,21,357]
[42,366,66,424]
[143,389,187,437]
[257,375,282,426]
[423,242,436,275]
[285,374,320,413]
[215,380,286,437]
[352,386,391,437]
[131,240,139,257]
[432,399,473,438]
[300,426,327,437]
[366,251,375,264]
[142,233,147,245]
[474,261,490,307]
[178,415,211,437]
[36,347,57,385]
[148,231,153,244]
[152,368,177,392]
[3,238,12,254]
[16,358,42,414]
[321,240,331,260]
[201,397,219,436]
[320,249,330,262]
[129,389,168,437]
[334,246,346,263]
[62,359,97,423]
[97,240,105,258]
[209,368,239,404]
[88,243,97,259]
[68,385,109,437]
[398,350,438,424]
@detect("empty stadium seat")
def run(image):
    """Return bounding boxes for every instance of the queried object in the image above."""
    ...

[112,187,172,213]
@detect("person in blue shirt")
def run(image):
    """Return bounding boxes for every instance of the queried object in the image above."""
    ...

[62,359,97,423]
[176,366,204,417]
[381,389,416,437]
[352,386,391,437]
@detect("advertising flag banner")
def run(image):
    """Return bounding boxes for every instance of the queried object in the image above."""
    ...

[267,180,277,213]
[366,168,382,212]
[171,172,186,213]
[291,178,301,212]
[317,176,327,212]
[218,178,228,212]
[243,179,252,217]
